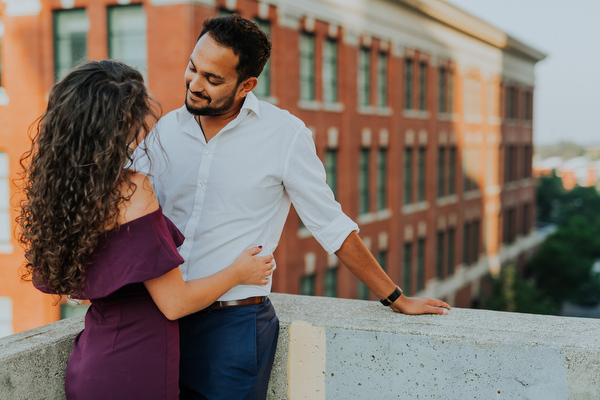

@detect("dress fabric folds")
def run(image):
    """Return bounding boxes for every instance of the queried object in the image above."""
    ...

[36,207,184,400]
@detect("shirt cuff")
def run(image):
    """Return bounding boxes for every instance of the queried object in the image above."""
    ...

[312,214,359,254]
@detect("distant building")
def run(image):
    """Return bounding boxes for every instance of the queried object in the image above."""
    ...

[0,0,545,334]
[534,156,600,190]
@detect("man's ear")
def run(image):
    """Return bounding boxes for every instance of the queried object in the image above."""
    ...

[238,77,258,98]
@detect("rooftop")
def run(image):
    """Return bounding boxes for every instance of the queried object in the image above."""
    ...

[1,293,599,399]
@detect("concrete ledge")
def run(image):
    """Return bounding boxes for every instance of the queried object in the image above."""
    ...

[0,316,83,400]
[1,294,600,399]
[269,294,600,400]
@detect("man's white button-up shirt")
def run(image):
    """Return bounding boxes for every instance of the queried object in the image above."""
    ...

[137,92,358,301]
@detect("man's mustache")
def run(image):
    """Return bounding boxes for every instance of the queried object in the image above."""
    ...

[188,86,212,103]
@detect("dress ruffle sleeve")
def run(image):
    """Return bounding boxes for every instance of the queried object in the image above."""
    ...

[76,207,185,299]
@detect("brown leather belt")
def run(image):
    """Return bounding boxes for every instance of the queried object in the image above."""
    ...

[210,296,267,311]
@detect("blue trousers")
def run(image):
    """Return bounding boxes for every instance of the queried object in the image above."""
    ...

[178,298,279,400]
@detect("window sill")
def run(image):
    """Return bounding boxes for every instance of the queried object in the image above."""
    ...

[402,109,430,120]
[0,88,8,106]
[487,116,502,126]
[357,208,392,225]
[485,185,501,196]
[463,190,482,200]
[256,95,279,106]
[357,106,393,116]
[297,227,313,239]
[435,195,458,206]
[437,112,458,122]
[298,100,320,111]
[323,102,344,113]
[298,100,345,113]
[402,201,429,214]
[0,243,13,254]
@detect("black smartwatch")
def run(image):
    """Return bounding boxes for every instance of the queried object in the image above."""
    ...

[380,286,403,306]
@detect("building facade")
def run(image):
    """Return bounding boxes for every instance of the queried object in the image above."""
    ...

[0,0,545,334]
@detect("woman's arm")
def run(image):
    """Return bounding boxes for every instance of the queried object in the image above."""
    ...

[120,172,274,320]
[144,247,273,320]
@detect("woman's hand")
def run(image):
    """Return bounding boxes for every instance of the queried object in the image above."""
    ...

[231,247,274,286]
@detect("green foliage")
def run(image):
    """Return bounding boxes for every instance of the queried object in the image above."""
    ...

[484,266,556,315]
[486,176,600,314]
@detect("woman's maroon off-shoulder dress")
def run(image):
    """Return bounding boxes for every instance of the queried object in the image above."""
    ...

[35,208,184,400]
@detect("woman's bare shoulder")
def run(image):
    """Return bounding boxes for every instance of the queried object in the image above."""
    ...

[117,172,159,225]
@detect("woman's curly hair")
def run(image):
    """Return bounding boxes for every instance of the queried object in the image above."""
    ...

[18,60,160,298]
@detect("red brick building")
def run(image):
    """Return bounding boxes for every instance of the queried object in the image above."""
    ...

[0,0,545,334]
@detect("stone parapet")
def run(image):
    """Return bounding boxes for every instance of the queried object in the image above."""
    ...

[1,293,599,399]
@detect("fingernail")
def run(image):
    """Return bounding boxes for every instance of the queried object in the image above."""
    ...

[443,309,448,315]
[258,245,263,249]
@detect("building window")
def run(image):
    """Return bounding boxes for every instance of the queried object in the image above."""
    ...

[523,145,533,179]
[254,19,271,98]
[299,33,315,101]
[463,148,479,192]
[377,148,387,211]
[463,221,471,266]
[358,148,370,214]
[403,241,412,296]
[523,90,533,121]
[447,227,455,275]
[378,249,387,272]
[504,145,518,183]
[322,38,338,103]
[404,58,413,110]
[448,146,456,196]
[522,203,531,236]
[438,65,455,114]
[377,52,388,107]
[438,66,446,113]
[463,220,480,265]
[358,47,371,106]
[358,281,369,300]
[416,238,425,291]
[436,231,445,279]
[218,8,235,16]
[0,36,3,88]
[324,266,337,297]
[437,147,446,198]
[403,147,413,205]
[108,5,147,79]
[418,61,427,111]
[324,148,337,198]
[53,8,88,82]
[300,273,315,296]
[0,152,10,252]
[448,69,454,113]
[417,146,426,202]
[505,85,519,120]
[472,220,480,264]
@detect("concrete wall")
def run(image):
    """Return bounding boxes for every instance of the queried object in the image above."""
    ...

[1,293,599,399]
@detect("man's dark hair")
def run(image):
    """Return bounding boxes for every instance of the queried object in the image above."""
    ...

[199,13,272,83]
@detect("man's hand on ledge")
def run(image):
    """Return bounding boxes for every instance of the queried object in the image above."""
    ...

[390,295,451,315]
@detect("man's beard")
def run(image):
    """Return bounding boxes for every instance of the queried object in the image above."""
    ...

[185,86,237,116]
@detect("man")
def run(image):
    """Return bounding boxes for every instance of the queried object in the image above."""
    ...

[139,13,450,400]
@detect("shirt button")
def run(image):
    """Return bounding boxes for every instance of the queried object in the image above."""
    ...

[193,213,199,218]
[199,183,204,187]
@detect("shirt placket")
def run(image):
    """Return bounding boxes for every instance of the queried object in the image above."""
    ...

[178,134,218,279]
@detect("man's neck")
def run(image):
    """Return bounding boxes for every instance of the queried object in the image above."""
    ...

[196,100,244,142]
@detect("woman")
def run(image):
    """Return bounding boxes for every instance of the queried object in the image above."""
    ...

[18,60,274,399]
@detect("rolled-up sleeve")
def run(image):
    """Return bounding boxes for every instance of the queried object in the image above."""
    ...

[282,127,359,254]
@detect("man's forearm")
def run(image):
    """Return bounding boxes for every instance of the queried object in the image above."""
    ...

[334,231,397,299]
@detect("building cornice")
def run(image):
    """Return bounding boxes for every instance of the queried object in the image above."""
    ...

[394,0,546,62]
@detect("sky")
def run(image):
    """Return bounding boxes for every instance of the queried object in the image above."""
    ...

[445,0,600,146]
